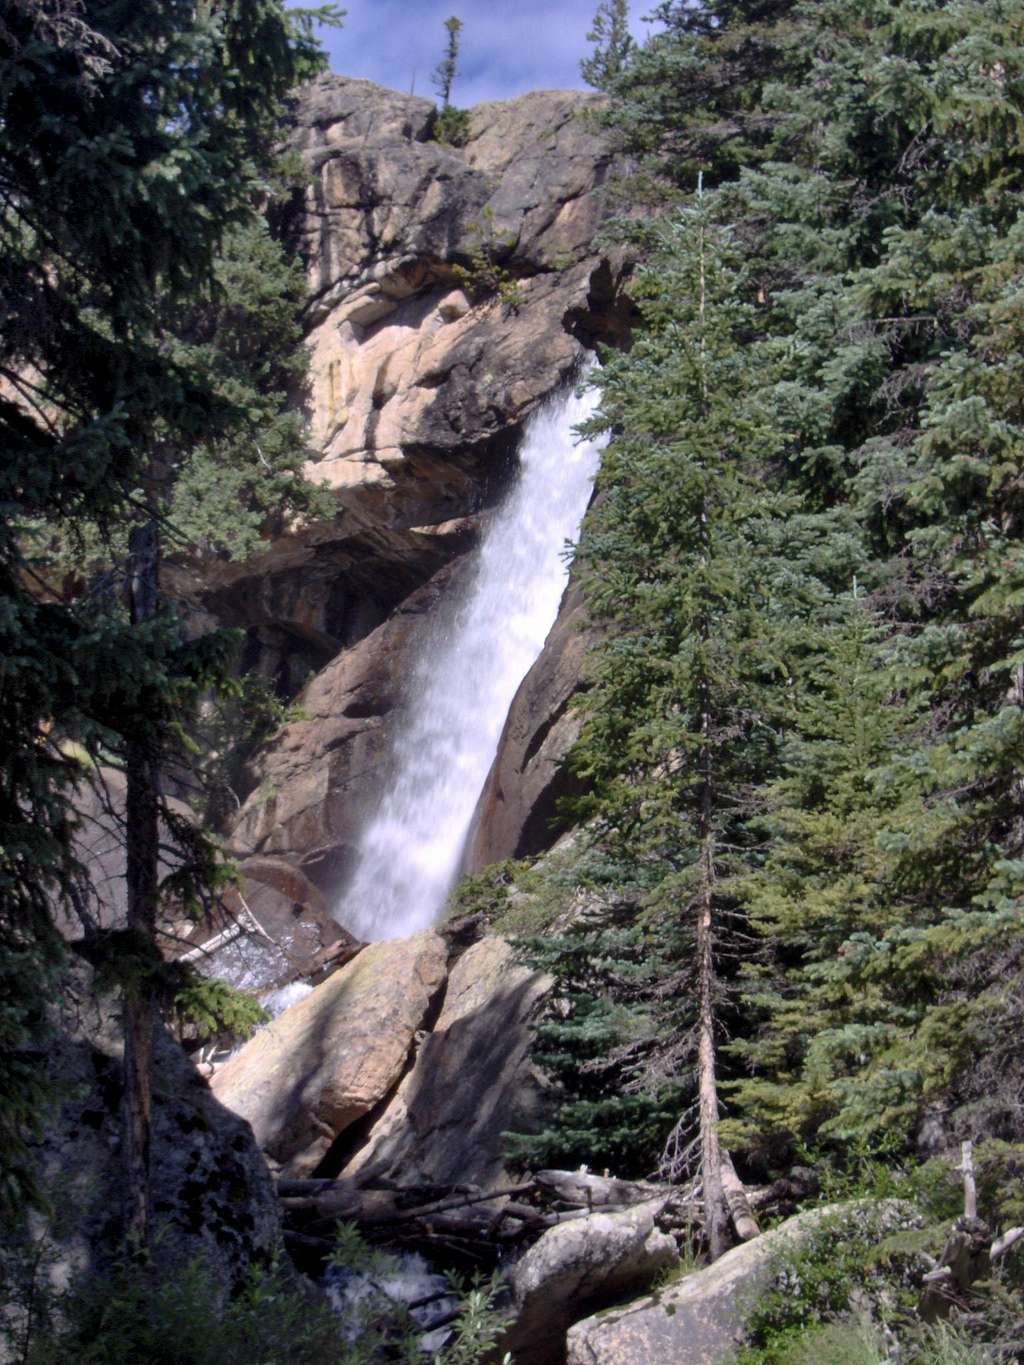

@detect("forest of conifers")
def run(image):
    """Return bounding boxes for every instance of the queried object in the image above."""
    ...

[499,0,1024,1352]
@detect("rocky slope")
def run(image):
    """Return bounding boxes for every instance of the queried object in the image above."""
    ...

[198,74,629,903]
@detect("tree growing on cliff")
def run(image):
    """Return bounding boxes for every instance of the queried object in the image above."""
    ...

[433,14,463,105]
[580,0,634,91]
[432,16,470,145]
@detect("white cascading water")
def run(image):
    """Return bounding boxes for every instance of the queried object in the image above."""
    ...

[337,376,604,942]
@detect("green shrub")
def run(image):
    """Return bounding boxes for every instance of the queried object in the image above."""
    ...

[737,1204,924,1363]
[12,1251,357,1365]
[433,104,471,146]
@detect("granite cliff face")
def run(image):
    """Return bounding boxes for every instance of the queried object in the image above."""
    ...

[211,74,627,903]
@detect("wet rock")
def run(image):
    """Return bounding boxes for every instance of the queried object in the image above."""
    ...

[465,583,592,869]
[211,930,447,1177]
[231,557,473,894]
[184,856,356,997]
[341,936,550,1189]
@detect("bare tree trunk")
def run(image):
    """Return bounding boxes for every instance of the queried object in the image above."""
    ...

[721,1148,760,1242]
[122,519,161,1252]
[694,193,731,1260]
[695,519,730,1257]
[1011,665,1024,851]
[696,782,730,1260]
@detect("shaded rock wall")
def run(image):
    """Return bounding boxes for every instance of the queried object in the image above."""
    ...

[14,961,279,1302]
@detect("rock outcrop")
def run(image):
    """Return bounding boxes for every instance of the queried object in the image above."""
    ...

[506,1197,678,1365]
[211,930,447,1177]
[565,1201,921,1365]
[216,74,626,892]
[14,961,279,1302]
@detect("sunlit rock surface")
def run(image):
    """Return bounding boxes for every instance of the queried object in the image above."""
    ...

[211,930,447,1177]
[341,936,551,1188]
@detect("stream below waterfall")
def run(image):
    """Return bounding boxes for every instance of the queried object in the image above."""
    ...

[337,375,604,941]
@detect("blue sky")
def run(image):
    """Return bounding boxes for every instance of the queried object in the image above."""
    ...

[294,1,656,106]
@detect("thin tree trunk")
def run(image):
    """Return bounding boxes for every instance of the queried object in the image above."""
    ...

[696,739,730,1260]
[122,519,161,1252]
[692,185,731,1262]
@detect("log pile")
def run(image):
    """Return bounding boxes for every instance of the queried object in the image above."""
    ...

[276,1159,812,1265]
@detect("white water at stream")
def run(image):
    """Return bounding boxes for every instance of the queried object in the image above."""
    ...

[337,379,604,942]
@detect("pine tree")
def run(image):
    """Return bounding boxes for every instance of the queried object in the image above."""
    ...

[545,194,821,1253]
[0,0,331,1228]
[433,15,463,107]
[580,0,635,92]
[727,598,914,1156]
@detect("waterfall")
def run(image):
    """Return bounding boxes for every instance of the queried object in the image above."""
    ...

[337,375,604,942]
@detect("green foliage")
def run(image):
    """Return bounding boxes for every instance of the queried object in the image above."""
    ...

[737,1204,926,1362]
[445,860,525,924]
[540,0,1024,1192]
[285,4,346,79]
[436,1271,511,1365]
[580,0,635,91]
[8,1250,355,1365]
[433,104,472,147]
[170,973,269,1047]
[742,1318,887,1365]
[0,0,335,1216]
[453,207,523,307]
[190,665,310,828]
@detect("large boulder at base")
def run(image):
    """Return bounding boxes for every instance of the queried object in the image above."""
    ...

[211,930,447,1177]
[565,1200,922,1365]
[504,1196,678,1365]
[341,936,549,1189]
[3,960,278,1315]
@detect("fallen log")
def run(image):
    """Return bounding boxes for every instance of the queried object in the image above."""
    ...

[534,1169,671,1209]
[281,1181,538,1229]
[721,1150,760,1242]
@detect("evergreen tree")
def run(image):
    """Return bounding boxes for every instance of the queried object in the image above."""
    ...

[535,195,825,1253]
[0,0,331,1227]
[580,0,635,92]
[433,15,463,107]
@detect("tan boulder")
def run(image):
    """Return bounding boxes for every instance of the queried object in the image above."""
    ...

[342,935,549,1189]
[211,929,447,1177]
[565,1200,921,1365]
[506,1197,678,1365]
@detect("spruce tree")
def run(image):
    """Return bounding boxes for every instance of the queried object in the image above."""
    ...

[580,0,635,92]
[539,194,819,1253]
[0,0,331,1227]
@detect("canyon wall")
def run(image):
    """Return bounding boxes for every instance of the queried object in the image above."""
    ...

[203,74,629,908]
